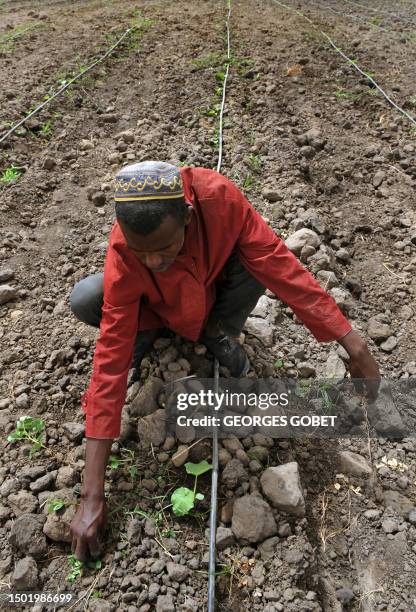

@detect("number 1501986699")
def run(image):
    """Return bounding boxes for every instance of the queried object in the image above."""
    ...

[0,593,73,607]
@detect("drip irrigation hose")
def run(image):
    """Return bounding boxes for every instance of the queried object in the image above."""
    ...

[270,0,416,129]
[0,26,137,146]
[208,357,220,612]
[208,3,232,609]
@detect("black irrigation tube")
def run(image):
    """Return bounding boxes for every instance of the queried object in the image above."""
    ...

[208,2,232,609]
[270,0,416,129]
[0,26,137,146]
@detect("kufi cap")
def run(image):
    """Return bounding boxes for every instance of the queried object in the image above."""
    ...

[114,161,184,202]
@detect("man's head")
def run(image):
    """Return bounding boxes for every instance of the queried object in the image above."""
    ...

[114,161,192,272]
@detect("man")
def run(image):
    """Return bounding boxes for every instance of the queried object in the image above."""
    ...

[69,161,379,560]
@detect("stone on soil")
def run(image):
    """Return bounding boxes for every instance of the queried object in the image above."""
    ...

[137,409,167,446]
[337,451,372,477]
[260,462,306,517]
[12,556,39,590]
[285,228,321,255]
[231,494,277,543]
[9,514,47,558]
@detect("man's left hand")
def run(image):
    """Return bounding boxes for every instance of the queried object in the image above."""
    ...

[338,329,380,399]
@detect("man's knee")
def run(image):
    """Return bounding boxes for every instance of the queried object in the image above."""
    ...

[69,273,104,324]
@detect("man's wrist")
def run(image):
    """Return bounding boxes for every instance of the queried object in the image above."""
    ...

[337,329,367,357]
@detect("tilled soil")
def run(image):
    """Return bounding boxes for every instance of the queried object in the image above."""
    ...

[0,0,415,611]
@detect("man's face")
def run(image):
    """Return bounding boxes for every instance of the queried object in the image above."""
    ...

[119,209,192,273]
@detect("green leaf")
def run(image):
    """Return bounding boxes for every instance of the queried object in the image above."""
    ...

[195,492,204,501]
[47,499,66,514]
[274,359,284,369]
[185,460,213,477]
[171,487,195,516]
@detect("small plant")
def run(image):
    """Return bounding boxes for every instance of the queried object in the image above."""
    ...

[171,460,212,516]
[242,174,255,189]
[108,447,138,480]
[247,153,262,172]
[66,555,101,584]
[40,121,52,137]
[274,359,285,369]
[7,416,46,456]
[47,499,67,514]
[0,165,21,184]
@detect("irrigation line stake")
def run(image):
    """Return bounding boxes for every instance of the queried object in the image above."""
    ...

[0,26,136,146]
[270,0,416,128]
[208,357,220,612]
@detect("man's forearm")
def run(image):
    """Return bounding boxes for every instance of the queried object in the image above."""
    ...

[82,438,113,497]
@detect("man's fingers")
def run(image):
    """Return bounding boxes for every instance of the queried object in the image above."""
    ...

[74,536,88,563]
[87,533,102,559]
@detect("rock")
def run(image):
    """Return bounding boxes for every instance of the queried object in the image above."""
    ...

[373,170,385,187]
[172,445,189,467]
[231,494,277,543]
[156,594,175,612]
[383,490,414,517]
[367,318,391,342]
[88,600,113,612]
[297,362,316,377]
[221,459,249,489]
[408,509,416,525]
[92,192,106,207]
[0,268,14,283]
[15,393,29,409]
[137,409,167,446]
[216,526,235,550]
[336,588,355,605]
[55,466,77,488]
[9,514,47,558]
[8,491,38,516]
[260,462,306,517]
[62,422,85,442]
[166,562,189,582]
[328,287,354,314]
[398,305,413,321]
[251,295,275,318]
[247,446,269,463]
[380,336,397,352]
[262,188,281,202]
[43,489,77,543]
[285,228,321,256]
[316,270,338,289]
[245,317,274,346]
[126,517,142,544]
[12,556,38,590]
[130,378,164,417]
[338,451,372,477]
[336,248,350,262]
[367,381,406,438]
[30,472,55,493]
[323,351,346,380]
[0,284,17,305]
[382,518,398,534]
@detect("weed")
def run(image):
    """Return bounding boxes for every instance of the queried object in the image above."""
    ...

[47,499,67,514]
[108,447,138,480]
[0,22,42,52]
[39,121,53,137]
[274,359,285,369]
[66,555,101,584]
[0,165,21,184]
[242,174,255,189]
[190,52,226,71]
[7,416,45,456]
[171,460,212,516]
[247,153,262,171]
[334,87,361,102]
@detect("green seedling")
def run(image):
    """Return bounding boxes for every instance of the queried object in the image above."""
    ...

[0,22,42,52]
[0,165,21,184]
[190,52,225,71]
[66,555,101,584]
[40,121,52,136]
[47,499,67,514]
[274,359,285,369]
[242,175,255,189]
[247,154,262,172]
[7,416,46,456]
[171,460,212,516]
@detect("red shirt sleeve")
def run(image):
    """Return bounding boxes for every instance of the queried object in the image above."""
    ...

[218,175,352,342]
[81,224,140,439]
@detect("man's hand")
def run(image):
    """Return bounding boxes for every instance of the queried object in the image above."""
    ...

[70,438,113,561]
[70,494,107,561]
[338,329,380,399]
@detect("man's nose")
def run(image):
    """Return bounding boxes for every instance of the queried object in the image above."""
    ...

[145,253,163,268]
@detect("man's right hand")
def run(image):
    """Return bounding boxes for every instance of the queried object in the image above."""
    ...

[70,437,113,561]
[70,494,107,561]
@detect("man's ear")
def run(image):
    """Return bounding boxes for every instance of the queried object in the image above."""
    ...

[184,205,193,225]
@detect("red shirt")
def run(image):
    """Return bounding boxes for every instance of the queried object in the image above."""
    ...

[81,167,351,438]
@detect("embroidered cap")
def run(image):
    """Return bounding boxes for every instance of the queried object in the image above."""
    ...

[114,161,184,202]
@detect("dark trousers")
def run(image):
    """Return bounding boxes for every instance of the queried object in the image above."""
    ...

[69,251,265,339]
